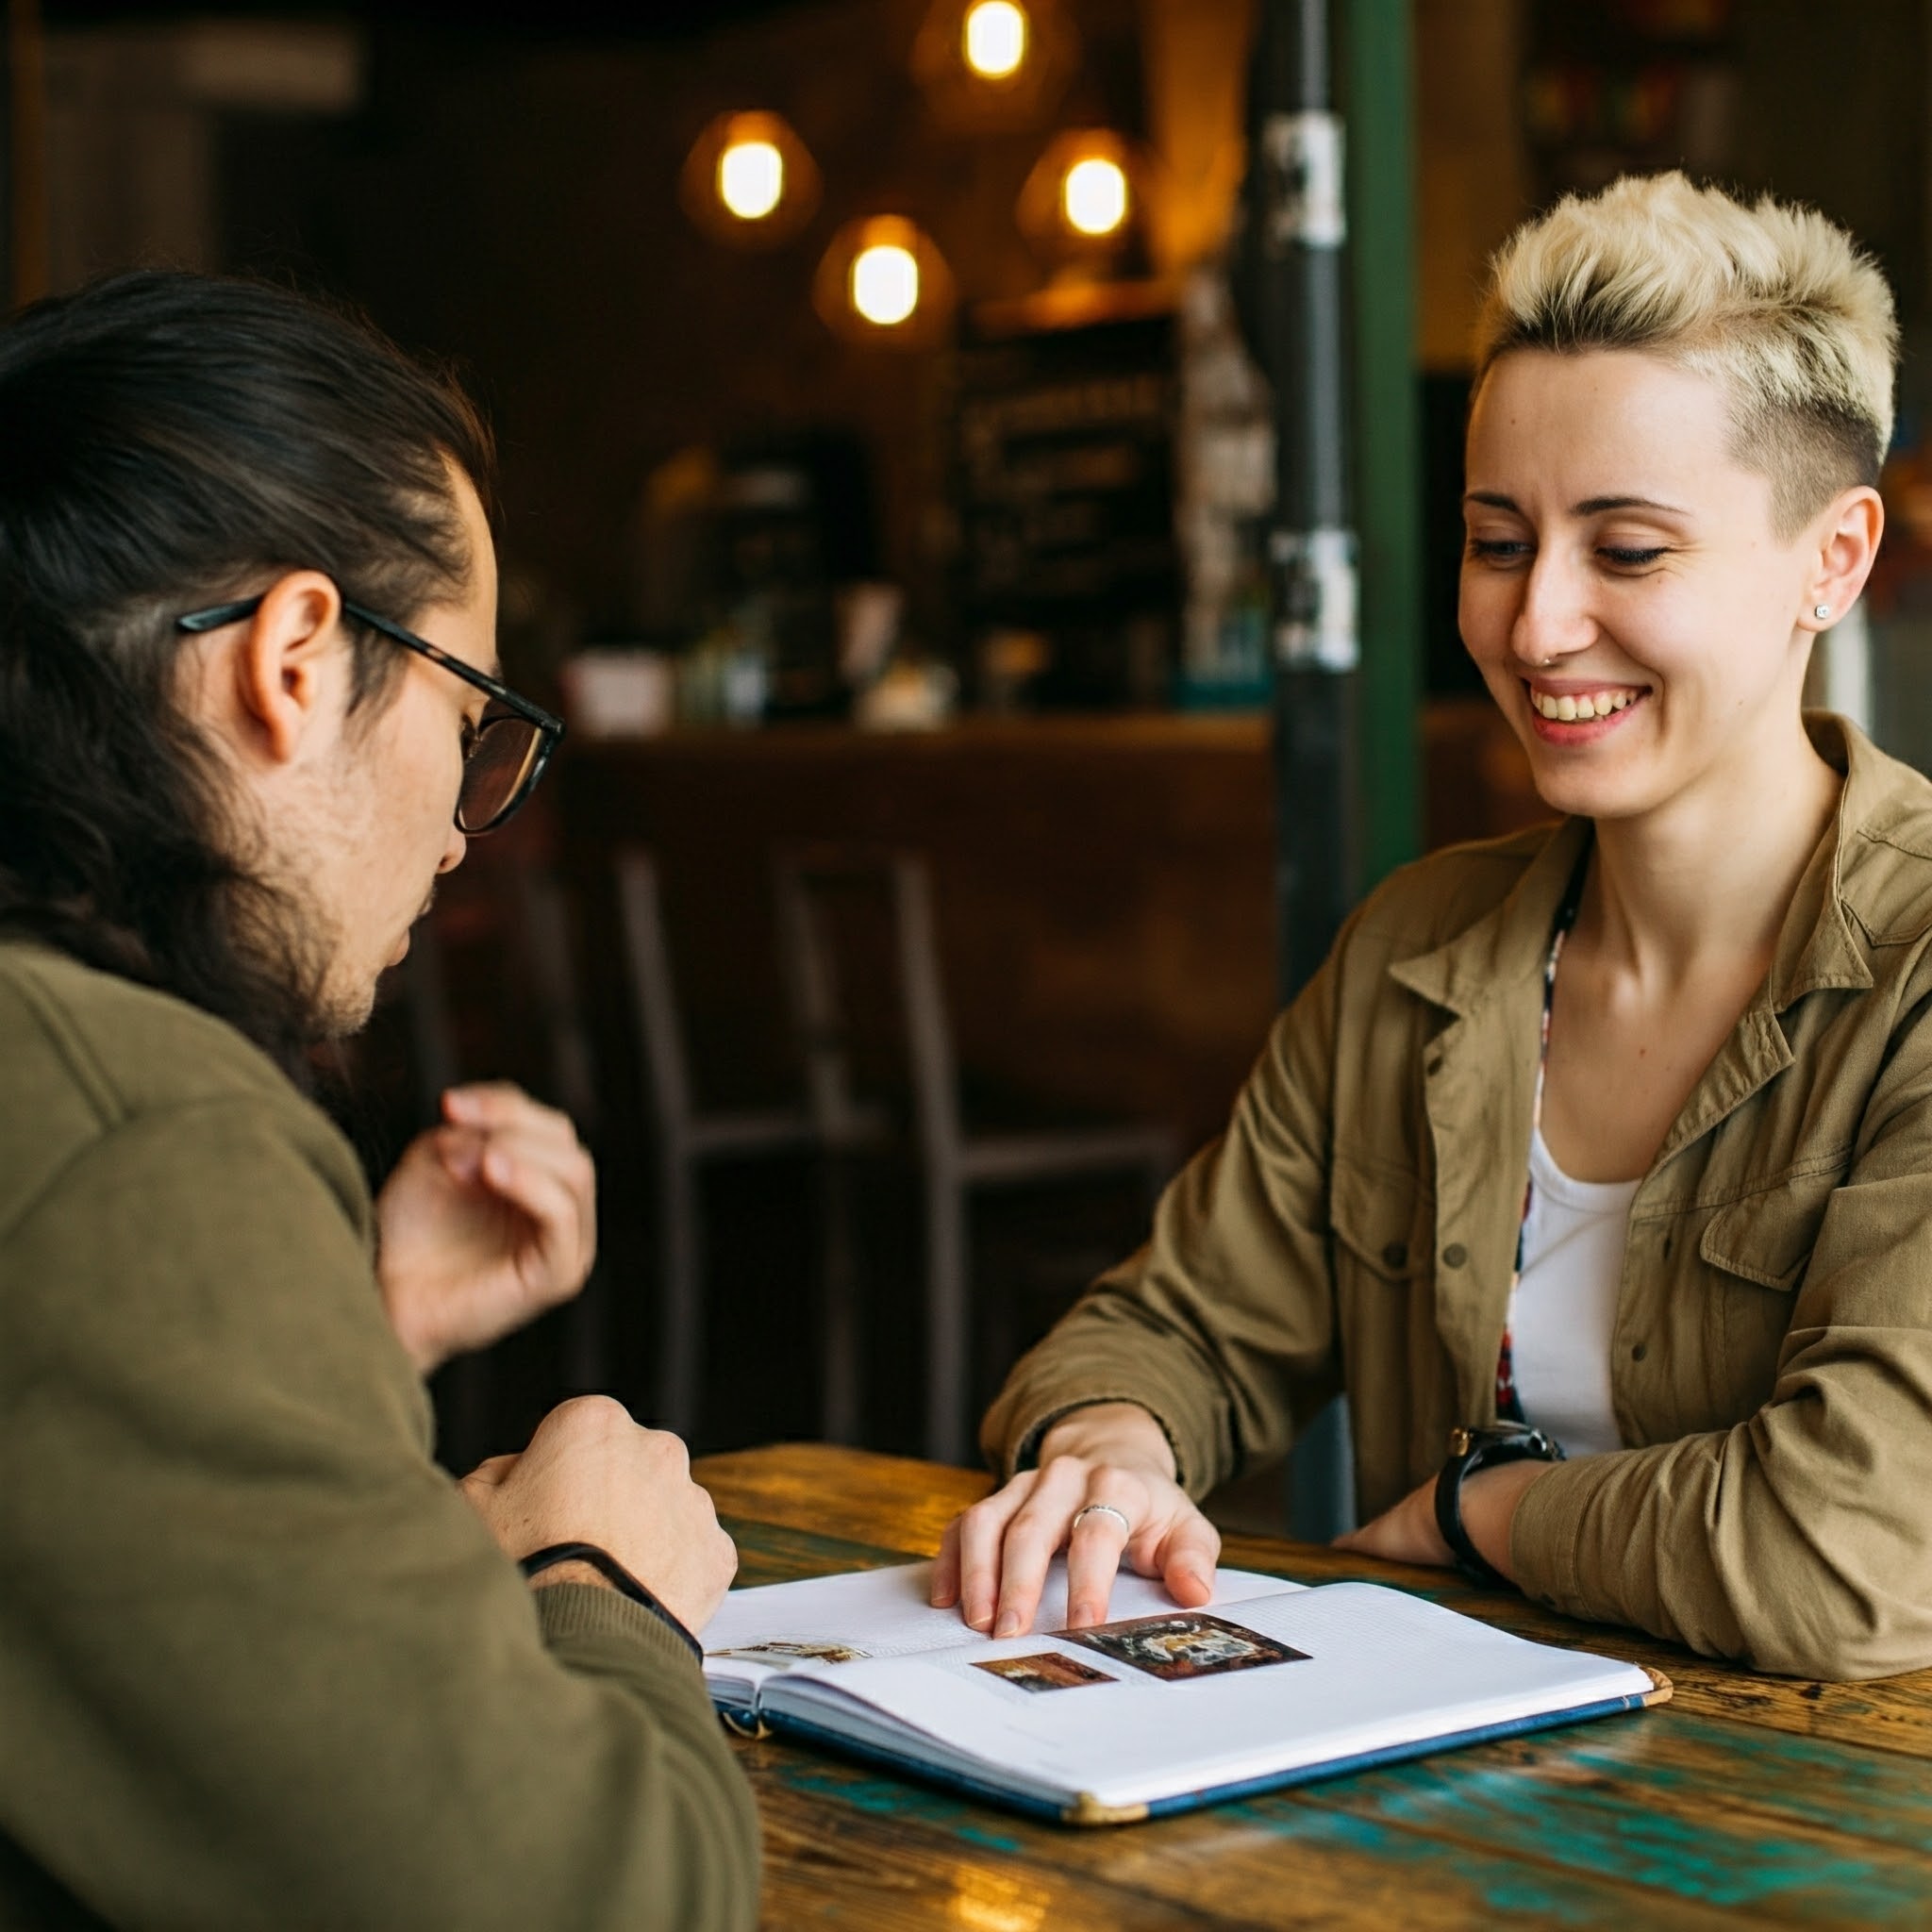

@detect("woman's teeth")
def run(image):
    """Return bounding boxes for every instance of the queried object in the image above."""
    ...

[1529,688,1641,723]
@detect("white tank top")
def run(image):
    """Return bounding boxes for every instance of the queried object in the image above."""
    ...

[1507,1126,1638,1457]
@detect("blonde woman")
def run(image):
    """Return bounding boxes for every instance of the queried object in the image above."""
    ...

[937,172,1925,1681]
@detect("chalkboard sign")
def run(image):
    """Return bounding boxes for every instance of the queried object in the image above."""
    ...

[954,311,1179,705]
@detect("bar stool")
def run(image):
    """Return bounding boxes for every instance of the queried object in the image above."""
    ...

[774,846,1176,1465]
[614,849,827,1439]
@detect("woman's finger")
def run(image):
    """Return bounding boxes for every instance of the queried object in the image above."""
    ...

[954,1473,1036,1631]
[930,1516,963,1607]
[1062,1473,1144,1628]
[991,1457,1090,1638]
[1149,1509,1221,1607]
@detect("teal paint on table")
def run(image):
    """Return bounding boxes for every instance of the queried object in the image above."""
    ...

[1289,1743,1932,1919]
[760,1755,1027,1856]
[1224,1796,1725,1928]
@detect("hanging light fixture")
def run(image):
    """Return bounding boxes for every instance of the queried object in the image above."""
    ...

[1017,129,1149,264]
[814,215,955,346]
[680,110,820,246]
[717,137,785,222]
[852,242,921,326]
[912,0,1074,129]
[1062,154,1129,238]
[962,0,1028,80]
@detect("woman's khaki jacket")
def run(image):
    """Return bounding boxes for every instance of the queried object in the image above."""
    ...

[986,715,1932,1681]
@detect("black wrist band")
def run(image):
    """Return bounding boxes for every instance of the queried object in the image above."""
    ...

[1432,1424,1565,1588]
[519,1541,704,1664]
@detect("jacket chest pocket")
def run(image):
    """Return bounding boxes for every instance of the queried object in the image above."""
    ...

[1693,1164,1844,1414]
[1329,1157,1434,1290]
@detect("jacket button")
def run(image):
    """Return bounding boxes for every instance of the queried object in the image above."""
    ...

[1442,1242,1469,1268]
[1382,1241,1407,1269]
[1631,1342,1647,1361]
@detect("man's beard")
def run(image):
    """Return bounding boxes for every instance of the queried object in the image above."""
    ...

[227,867,366,1048]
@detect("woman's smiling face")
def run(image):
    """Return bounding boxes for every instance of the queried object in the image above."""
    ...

[1459,347,1840,825]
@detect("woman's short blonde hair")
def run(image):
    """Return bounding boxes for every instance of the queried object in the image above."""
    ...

[1475,172,1898,535]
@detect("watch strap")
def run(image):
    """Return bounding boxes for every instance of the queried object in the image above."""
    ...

[519,1540,704,1664]
[1433,1425,1564,1587]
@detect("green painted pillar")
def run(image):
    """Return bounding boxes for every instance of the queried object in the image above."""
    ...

[1342,0,1424,887]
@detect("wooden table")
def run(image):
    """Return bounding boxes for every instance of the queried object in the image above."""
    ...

[697,1441,1932,1928]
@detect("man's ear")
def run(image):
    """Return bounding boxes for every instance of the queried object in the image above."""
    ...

[231,571,349,766]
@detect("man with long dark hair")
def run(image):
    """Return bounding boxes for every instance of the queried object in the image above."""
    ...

[0,273,758,1927]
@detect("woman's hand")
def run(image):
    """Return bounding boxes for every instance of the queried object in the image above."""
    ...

[930,1403,1221,1637]
[1332,1459,1551,1578]
[375,1083,597,1375]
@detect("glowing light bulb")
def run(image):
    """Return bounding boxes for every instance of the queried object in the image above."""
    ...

[963,0,1028,79]
[718,140,785,221]
[851,244,920,326]
[1063,156,1128,237]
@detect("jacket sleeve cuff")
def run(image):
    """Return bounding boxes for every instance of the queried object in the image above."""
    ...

[1005,1396,1191,1485]
[983,1359,1228,1493]
[1507,1456,1596,1611]
[533,1582,717,1718]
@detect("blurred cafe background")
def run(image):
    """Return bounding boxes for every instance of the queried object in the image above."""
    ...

[14,0,1932,1519]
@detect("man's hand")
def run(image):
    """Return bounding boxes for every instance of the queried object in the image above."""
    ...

[930,1403,1221,1638]
[1332,1459,1551,1578]
[376,1083,596,1375]
[459,1396,738,1634]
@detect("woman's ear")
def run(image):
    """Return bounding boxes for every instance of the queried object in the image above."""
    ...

[1800,486,1885,634]
[229,571,348,765]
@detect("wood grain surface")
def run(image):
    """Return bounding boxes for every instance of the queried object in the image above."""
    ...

[696,1441,1932,1929]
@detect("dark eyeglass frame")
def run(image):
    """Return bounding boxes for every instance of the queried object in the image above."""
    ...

[175,591,564,834]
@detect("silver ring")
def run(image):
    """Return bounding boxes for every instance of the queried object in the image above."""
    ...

[1072,1502,1132,1538]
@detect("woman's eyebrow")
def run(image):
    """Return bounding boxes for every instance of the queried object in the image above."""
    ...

[1574,493,1692,517]
[1461,490,1692,518]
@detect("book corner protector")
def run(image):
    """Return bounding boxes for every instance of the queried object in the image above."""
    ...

[1640,1666,1675,1707]
[1064,1791,1150,1827]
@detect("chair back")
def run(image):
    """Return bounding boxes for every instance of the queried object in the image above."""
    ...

[512,864,600,1138]
[774,844,961,1163]
[615,848,696,1144]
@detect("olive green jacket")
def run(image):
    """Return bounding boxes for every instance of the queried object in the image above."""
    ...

[986,714,1932,1682]
[0,942,758,1929]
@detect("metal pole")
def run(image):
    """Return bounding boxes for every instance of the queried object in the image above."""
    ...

[1243,0,1358,999]
[1345,0,1424,888]
[1236,0,1358,1540]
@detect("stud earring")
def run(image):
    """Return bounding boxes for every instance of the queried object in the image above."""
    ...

[1814,604,1832,621]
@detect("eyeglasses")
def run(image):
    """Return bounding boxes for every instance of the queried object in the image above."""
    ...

[175,591,564,834]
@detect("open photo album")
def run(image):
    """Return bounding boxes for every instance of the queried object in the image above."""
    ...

[698,1559,1671,1825]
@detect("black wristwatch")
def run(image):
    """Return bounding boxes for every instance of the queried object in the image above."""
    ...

[1433,1424,1565,1587]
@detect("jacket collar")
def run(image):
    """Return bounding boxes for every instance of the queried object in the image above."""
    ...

[1388,711,1902,1020]
[1387,817,1591,1018]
